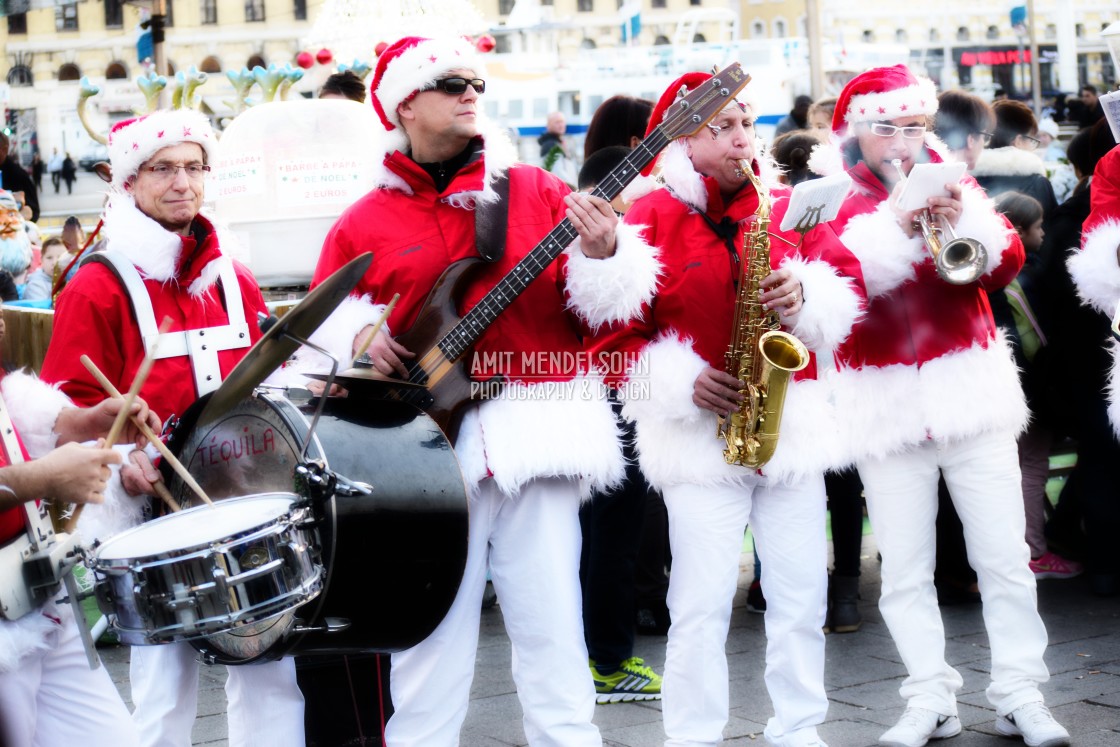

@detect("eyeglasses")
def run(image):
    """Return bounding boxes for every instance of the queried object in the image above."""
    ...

[976,131,994,145]
[1018,134,1041,149]
[141,162,211,182]
[869,122,927,139]
[432,77,486,95]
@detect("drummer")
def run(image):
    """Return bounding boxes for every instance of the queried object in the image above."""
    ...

[0,370,159,747]
[40,110,307,747]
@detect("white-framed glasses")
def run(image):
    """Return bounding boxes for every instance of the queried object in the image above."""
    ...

[706,118,755,140]
[869,122,926,139]
[141,162,211,182]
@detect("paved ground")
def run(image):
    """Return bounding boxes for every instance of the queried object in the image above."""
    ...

[96,531,1120,747]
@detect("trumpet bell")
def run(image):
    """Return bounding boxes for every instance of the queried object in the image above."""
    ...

[935,236,988,285]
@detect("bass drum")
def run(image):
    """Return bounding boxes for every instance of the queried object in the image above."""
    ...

[162,389,469,663]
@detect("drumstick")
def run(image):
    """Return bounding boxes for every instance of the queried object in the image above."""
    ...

[80,354,213,509]
[350,294,400,369]
[65,319,169,533]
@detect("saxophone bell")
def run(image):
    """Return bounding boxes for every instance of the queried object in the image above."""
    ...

[891,159,987,285]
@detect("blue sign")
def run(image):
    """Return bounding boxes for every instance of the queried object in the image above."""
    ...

[137,29,152,62]
[1010,6,1027,27]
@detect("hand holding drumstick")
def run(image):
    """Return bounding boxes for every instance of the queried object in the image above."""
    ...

[79,355,215,513]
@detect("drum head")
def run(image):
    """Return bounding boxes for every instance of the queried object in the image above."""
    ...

[96,494,295,561]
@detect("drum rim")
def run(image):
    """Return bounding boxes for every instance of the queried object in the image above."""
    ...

[92,492,301,562]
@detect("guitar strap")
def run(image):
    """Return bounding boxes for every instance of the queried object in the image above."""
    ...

[474,173,509,263]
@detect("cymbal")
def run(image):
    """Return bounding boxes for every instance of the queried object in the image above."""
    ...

[305,367,428,396]
[196,252,373,426]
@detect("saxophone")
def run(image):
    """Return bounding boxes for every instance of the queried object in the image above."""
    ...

[717,160,810,468]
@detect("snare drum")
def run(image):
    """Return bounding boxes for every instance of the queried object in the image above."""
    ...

[92,493,322,656]
[160,390,469,664]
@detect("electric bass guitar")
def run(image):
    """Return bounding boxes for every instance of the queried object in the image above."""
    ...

[385,63,752,440]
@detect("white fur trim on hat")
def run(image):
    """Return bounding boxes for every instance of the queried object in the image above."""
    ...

[1068,219,1120,315]
[564,222,661,334]
[843,77,938,126]
[108,109,217,190]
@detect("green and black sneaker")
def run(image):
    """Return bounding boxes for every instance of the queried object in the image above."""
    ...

[590,656,662,704]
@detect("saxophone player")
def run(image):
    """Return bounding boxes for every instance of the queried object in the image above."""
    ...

[592,72,866,747]
[815,66,1069,747]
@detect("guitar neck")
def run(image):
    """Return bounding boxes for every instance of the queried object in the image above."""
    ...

[439,129,670,362]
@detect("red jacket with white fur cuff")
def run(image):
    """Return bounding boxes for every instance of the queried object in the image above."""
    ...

[564,221,660,334]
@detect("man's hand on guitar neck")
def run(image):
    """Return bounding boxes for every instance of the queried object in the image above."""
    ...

[354,327,415,378]
[565,193,618,259]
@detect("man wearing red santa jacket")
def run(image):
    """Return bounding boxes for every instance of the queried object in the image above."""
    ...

[299,35,659,746]
[1066,142,1120,592]
[0,371,158,747]
[592,73,865,747]
[40,109,307,747]
[813,65,1069,747]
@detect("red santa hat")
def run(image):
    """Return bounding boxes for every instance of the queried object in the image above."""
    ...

[370,35,486,152]
[107,109,217,190]
[832,64,938,137]
[641,71,750,177]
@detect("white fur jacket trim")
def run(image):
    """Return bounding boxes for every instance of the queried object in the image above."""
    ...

[619,335,842,488]
[839,200,926,298]
[827,331,1029,466]
[278,295,389,383]
[464,373,625,499]
[564,222,661,334]
[0,598,63,673]
[1,371,72,458]
[75,442,154,543]
[1067,219,1120,315]
[780,256,864,352]
[971,146,1047,178]
[102,193,235,298]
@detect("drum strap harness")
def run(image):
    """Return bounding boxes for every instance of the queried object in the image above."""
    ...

[88,251,252,398]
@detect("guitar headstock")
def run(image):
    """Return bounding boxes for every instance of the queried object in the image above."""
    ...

[655,63,752,141]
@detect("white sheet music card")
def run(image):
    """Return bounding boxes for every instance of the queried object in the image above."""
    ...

[1100,90,1120,144]
[778,171,854,233]
[895,161,967,212]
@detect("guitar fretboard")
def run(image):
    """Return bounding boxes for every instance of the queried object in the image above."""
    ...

[439,129,671,361]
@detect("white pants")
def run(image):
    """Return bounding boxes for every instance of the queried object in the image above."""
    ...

[661,476,828,747]
[858,430,1050,716]
[386,476,600,747]
[0,602,139,747]
[130,643,305,747]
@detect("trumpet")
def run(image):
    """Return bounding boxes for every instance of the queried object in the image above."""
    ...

[891,159,987,285]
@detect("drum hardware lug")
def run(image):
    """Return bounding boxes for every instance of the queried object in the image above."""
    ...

[212,567,229,598]
[292,616,351,635]
[334,477,373,497]
[295,461,335,505]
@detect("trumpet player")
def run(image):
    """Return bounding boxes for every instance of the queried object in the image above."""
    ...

[812,66,1069,747]
[594,72,865,747]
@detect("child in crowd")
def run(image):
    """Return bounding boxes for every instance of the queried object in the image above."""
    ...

[22,235,64,302]
[992,190,1082,581]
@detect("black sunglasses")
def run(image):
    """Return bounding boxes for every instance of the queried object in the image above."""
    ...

[432,77,486,95]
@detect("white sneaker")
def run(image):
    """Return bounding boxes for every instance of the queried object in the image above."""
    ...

[879,707,961,747]
[767,728,828,747]
[995,702,1070,747]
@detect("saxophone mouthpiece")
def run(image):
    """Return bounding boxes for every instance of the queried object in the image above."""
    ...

[735,159,752,179]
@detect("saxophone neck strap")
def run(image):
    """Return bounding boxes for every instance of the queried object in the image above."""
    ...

[697,212,741,289]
